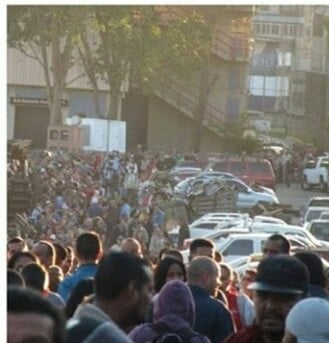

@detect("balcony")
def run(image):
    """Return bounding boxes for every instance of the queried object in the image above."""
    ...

[154,78,226,128]
[212,27,253,62]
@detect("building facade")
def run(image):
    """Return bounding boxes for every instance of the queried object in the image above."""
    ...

[248,5,329,149]
[7,5,254,152]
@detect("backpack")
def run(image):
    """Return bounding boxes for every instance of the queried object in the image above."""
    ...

[149,322,199,343]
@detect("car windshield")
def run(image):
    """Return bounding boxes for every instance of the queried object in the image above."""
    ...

[213,161,228,172]
[309,223,329,241]
[249,161,271,174]
[306,210,325,222]
[309,199,329,207]
[230,161,245,173]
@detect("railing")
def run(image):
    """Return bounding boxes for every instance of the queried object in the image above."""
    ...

[154,78,226,127]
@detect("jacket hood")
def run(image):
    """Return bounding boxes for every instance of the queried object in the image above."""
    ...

[153,280,195,327]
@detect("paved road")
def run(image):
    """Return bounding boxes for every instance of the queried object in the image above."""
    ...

[275,183,326,211]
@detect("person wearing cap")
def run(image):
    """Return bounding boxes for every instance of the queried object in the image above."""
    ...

[282,297,329,343]
[222,254,309,343]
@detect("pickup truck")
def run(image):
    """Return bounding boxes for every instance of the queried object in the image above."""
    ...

[302,156,329,192]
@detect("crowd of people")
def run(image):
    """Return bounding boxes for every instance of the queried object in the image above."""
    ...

[7,230,329,343]
[7,145,329,343]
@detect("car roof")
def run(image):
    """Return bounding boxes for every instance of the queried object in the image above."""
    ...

[169,167,202,173]
[309,196,329,200]
[309,219,329,224]
[223,233,271,239]
[306,206,329,211]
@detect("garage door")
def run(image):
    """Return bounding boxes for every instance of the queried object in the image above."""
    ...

[14,106,50,148]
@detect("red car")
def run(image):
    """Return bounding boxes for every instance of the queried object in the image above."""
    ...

[212,156,276,189]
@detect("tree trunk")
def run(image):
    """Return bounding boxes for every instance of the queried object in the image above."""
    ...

[191,66,220,153]
[50,85,63,125]
[93,88,102,118]
[107,90,123,120]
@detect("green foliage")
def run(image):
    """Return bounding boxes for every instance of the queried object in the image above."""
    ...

[8,6,85,49]
[82,6,213,91]
[8,5,217,121]
[214,115,262,154]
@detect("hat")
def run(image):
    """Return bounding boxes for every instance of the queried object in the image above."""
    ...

[248,255,309,294]
[285,297,329,343]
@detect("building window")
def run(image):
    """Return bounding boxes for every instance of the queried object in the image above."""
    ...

[271,24,279,35]
[283,24,289,36]
[264,23,270,34]
[289,25,296,36]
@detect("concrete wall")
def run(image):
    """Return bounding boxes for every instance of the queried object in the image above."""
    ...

[147,96,222,153]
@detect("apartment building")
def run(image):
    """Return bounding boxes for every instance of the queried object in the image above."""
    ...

[248,5,329,148]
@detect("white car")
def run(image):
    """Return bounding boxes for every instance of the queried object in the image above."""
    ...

[252,215,287,225]
[306,219,329,241]
[189,214,249,239]
[319,212,329,220]
[302,206,329,227]
[184,221,327,250]
[217,233,313,263]
[248,222,322,246]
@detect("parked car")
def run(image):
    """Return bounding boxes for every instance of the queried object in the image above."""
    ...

[302,156,329,192]
[183,227,251,249]
[167,167,202,185]
[185,221,326,250]
[216,233,311,263]
[222,178,279,209]
[176,160,211,169]
[249,222,328,248]
[305,219,329,241]
[252,215,287,225]
[302,206,329,227]
[319,212,329,220]
[300,197,329,221]
[173,172,236,196]
[212,156,276,189]
[188,213,248,239]
[306,196,329,208]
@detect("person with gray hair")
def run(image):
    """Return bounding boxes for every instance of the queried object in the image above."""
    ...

[187,256,235,343]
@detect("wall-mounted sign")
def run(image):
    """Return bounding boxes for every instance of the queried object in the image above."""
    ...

[10,97,68,107]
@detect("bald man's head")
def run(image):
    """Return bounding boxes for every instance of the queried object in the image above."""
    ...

[121,238,143,257]
[187,256,220,296]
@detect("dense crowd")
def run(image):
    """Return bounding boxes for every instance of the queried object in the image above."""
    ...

[7,145,329,343]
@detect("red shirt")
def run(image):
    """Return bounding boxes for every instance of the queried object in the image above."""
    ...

[222,325,263,343]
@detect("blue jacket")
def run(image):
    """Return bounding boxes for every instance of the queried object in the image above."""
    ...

[58,263,98,302]
[188,284,235,343]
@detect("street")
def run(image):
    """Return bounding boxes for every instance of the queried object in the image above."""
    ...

[275,183,326,211]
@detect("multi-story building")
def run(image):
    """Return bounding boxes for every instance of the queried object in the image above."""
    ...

[7,5,254,151]
[248,5,329,149]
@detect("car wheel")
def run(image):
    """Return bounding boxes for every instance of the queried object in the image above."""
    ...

[301,176,310,190]
[320,176,328,192]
